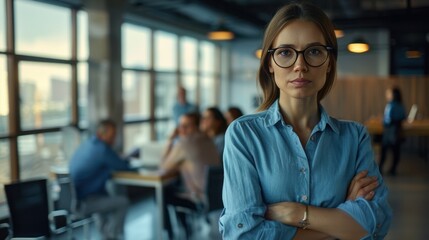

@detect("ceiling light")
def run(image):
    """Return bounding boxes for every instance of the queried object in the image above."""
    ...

[255,49,262,59]
[207,22,234,41]
[406,50,422,59]
[208,30,234,40]
[334,29,344,38]
[347,37,370,53]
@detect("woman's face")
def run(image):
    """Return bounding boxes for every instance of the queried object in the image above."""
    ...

[200,110,215,132]
[269,19,330,101]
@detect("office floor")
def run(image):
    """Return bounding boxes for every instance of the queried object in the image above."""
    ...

[66,149,429,240]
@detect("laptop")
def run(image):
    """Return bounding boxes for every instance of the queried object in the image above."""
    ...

[137,141,166,170]
[407,104,418,123]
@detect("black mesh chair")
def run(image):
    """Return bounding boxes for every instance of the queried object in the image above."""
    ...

[4,178,54,238]
[168,165,224,239]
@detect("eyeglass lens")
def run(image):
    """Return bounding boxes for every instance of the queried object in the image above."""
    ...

[272,46,329,68]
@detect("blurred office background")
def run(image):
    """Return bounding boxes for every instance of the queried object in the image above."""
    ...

[0,0,428,239]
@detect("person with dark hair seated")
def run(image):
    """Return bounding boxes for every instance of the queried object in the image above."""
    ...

[200,107,228,159]
[224,106,244,125]
[160,112,220,239]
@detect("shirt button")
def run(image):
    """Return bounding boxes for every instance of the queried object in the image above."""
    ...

[300,168,306,173]
[237,223,243,228]
[301,195,308,201]
[311,136,315,141]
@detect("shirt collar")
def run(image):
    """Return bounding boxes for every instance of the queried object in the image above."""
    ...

[264,100,340,134]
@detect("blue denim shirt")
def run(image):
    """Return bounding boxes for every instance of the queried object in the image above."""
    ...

[69,136,132,200]
[219,100,392,239]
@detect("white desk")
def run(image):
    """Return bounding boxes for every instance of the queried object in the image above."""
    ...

[112,170,177,240]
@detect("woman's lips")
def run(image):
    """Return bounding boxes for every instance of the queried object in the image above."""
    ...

[289,78,311,87]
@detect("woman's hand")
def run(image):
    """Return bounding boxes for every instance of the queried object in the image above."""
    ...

[347,170,378,201]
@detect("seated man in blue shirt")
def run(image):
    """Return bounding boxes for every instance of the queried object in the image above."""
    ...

[69,119,136,240]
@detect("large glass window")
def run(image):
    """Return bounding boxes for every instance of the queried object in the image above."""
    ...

[15,0,71,59]
[155,73,176,119]
[0,0,6,51]
[200,41,217,109]
[77,11,89,61]
[122,23,151,69]
[0,55,8,135]
[180,37,198,104]
[123,71,151,120]
[200,41,216,73]
[19,62,72,130]
[18,132,63,180]
[78,62,88,127]
[181,74,197,104]
[154,31,177,71]
[0,140,10,204]
[180,36,198,72]
[200,75,216,109]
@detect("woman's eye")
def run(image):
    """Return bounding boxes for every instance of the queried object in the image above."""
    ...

[278,49,292,57]
[308,48,321,55]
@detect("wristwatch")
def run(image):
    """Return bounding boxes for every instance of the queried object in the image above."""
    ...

[299,205,310,229]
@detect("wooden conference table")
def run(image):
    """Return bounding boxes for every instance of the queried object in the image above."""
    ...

[364,118,429,136]
[112,169,177,240]
[364,118,429,161]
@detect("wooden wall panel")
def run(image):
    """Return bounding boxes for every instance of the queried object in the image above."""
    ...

[322,76,429,124]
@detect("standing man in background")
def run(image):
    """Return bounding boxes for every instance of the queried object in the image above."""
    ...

[69,119,136,240]
[172,86,198,125]
[379,87,407,176]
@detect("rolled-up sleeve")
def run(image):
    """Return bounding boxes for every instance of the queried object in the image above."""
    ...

[219,121,297,239]
[338,126,392,239]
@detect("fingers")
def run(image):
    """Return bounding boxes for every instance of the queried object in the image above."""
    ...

[347,171,379,201]
[355,177,378,198]
[347,170,368,198]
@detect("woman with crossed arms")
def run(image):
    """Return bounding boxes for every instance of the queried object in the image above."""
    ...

[219,3,392,239]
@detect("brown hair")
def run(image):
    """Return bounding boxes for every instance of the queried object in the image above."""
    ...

[257,2,338,111]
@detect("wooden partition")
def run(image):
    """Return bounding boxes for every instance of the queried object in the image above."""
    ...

[322,76,429,124]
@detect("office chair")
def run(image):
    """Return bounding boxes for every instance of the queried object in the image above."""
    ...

[168,165,224,239]
[50,174,94,240]
[0,223,11,240]
[4,178,57,238]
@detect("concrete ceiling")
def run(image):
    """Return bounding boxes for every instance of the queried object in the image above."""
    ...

[126,0,429,40]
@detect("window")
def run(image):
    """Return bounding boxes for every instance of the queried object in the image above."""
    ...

[122,23,151,69]
[200,41,218,109]
[18,132,64,180]
[123,71,151,120]
[0,55,7,135]
[154,30,178,71]
[19,61,72,130]
[180,37,198,103]
[0,0,6,51]
[77,11,89,61]
[0,140,10,204]
[78,62,88,127]
[15,0,71,59]
[155,73,176,119]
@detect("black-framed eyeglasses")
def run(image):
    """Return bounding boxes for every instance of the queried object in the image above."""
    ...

[268,45,333,68]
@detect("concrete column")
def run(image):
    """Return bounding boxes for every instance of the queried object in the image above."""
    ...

[84,0,125,150]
